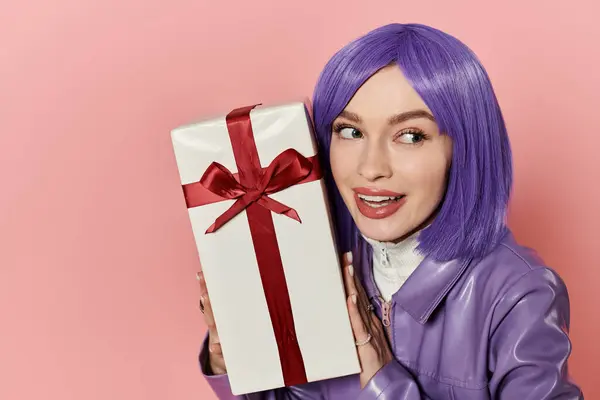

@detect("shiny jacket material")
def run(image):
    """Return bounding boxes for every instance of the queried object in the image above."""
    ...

[200,231,583,399]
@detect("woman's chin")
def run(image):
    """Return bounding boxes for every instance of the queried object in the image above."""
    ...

[355,223,408,244]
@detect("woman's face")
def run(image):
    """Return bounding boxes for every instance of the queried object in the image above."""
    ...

[330,65,453,243]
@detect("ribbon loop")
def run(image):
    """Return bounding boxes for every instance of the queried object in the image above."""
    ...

[262,149,313,194]
[200,162,246,199]
[199,148,314,233]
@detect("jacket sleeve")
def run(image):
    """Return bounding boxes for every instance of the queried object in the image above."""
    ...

[488,267,584,399]
[199,333,325,400]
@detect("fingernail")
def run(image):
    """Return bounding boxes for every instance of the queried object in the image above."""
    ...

[196,272,201,281]
[345,252,353,264]
[200,296,205,306]
[348,264,354,277]
[208,345,213,353]
[351,294,357,304]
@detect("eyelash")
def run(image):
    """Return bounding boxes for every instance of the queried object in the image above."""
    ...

[332,123,361,139]
[332,123,429,145]
[395,128,429,144]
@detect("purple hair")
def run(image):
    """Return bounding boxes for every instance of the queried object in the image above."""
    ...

[312,23,512,262]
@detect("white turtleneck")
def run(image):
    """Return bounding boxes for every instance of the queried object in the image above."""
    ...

[362,231,424,301]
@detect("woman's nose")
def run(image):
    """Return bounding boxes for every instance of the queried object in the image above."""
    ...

[357,141,392,181]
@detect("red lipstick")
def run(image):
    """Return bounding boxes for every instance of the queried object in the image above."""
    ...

[352,187,406,220]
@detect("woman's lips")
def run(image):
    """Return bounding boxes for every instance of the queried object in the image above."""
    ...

[352,187,406,219]
[353,187,403,197]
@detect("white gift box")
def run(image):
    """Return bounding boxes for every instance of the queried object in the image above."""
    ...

[170,102,361,395]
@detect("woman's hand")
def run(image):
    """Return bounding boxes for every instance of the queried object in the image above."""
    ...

[342,252,394,388]
[197,271,227,375]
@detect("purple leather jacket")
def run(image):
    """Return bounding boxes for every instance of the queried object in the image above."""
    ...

[200,231,583,399]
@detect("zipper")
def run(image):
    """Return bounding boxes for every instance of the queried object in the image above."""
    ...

[377,296,394,349]
[373,246,395,348]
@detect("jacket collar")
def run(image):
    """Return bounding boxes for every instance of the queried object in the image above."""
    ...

[357,237,472,324]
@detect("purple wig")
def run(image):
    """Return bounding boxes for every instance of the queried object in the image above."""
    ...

[312,23,512,262]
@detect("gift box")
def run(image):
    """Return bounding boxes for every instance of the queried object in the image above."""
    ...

[170,102,361,395]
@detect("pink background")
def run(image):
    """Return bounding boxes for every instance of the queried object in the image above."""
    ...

[1,1,598,398]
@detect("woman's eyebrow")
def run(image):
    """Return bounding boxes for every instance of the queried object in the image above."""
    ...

[388,110,436,125]
[337,110,362,123]
[336,109,436,125]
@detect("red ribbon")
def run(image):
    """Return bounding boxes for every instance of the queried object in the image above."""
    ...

[184,148,321,233]
[183,104,320,386]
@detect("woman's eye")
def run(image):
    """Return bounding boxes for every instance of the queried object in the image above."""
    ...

[397,131,425,144]
[338,127,363,139]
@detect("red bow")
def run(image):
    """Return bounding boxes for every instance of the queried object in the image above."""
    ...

[197,148,315,233]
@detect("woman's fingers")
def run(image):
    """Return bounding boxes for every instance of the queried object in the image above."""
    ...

[343,251,353,268]
[197,271,220,343]
[198,271,207,296]
[342,252,370,347]
[347,291,370,345]
[209,342,223,356]
[197,271,227,374]
[342,251,355,296]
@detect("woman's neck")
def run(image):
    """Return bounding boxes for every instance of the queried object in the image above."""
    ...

[362,230,425,301]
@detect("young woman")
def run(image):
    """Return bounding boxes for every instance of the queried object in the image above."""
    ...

[197,23,584,399]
